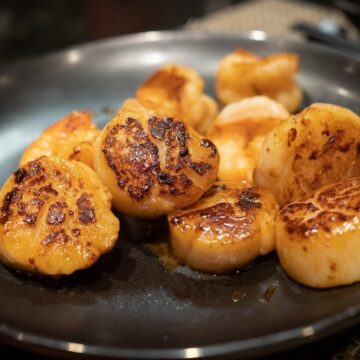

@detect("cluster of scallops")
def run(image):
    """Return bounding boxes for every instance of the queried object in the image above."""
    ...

[1,49,359,289]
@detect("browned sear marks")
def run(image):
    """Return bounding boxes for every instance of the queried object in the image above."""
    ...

[103,118,159,199]
[14,168,28,184]
[42,229,71,246]
[287,128,297,147]
[148,116,173,140]
[169,184,271,240]
[170,185,265,238]
[76,193,96,224]
[47,202,67,225]
[189,162,212,176]
[72,228,81,237]
[103,115,214,200]
[280,177,360,238]
[170,201,255,238]
[0,190,15,224]
[38,184,58,196]
[201,139,217,157]
[237,189,262,210]
[0,159,62,227]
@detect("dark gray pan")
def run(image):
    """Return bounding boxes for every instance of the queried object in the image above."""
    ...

[0,31,359,360]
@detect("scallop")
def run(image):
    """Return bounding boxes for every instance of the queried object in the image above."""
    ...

[216,49,302,112]
[254,103,360,207]
[167,182,279,273]
[276,177,360,288]
[94,99,220,218]
[20,111,100,169]
[136,64,218,134]
[0,156,119,275]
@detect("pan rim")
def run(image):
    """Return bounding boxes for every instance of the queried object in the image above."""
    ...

[0,30,359,359]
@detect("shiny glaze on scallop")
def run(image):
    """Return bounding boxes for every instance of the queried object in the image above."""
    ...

[168,182,279,272]
[276,177,360,288]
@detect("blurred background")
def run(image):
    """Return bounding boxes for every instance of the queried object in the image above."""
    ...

[0,0,359,66]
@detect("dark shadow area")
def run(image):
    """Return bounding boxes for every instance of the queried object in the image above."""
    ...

[0,0,234,66]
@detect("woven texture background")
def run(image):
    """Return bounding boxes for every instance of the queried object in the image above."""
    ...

[186,0,359,40]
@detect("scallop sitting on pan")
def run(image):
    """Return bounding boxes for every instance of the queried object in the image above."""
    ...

[216,49,302,113]
[207,96,289,182]
[167,182,279,273]
[20,111,100,169]
[0,156,119,276]
[254,103,360,207]
[277,177,360,288]
[136,64,218,134]
[94,99,220,218]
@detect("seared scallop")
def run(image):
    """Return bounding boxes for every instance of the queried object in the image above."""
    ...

[20,111,100,169]
[136,64,218,134]
[208,96,289,182]
[0,156,119,275]
[216,49,302,112]
[94,99,220,218]
[167,182,279,273]
[276,177,360,288]
[254,103,360,207]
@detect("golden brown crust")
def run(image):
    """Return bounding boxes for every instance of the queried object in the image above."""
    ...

[2,157,92,231]
[1,160,48,226]
[290,112,359,190]
[102,116,211,200]
[254,104,360,207]
[167,182,279,272]
[169,186,263,238]
[279,177,360,238]
[0,156,119,275]
[276,177,360,288]
[95,99,219,218]
[102,116,216,199]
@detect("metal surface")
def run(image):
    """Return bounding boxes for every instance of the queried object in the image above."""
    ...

[292,21,360,55]
[0,31,359,359]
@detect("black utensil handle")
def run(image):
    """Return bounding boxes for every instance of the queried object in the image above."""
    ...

[292,21,360,55]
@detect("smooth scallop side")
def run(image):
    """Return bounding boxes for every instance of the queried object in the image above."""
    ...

[167,182,279,273]
[94,99,220,218]
[0,156,119,276]
[276,177,360,288]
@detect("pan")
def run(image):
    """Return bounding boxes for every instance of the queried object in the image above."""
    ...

[0,31,359,359]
